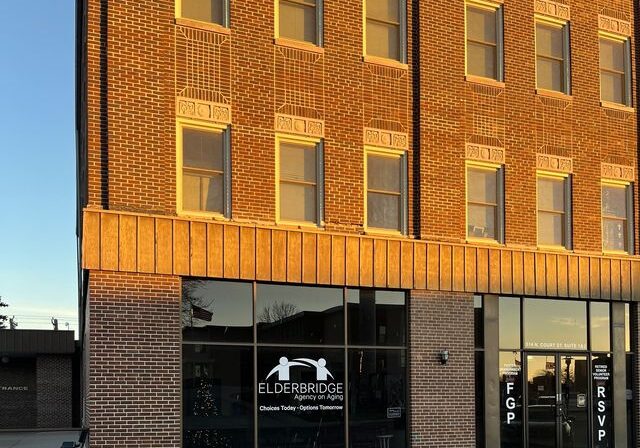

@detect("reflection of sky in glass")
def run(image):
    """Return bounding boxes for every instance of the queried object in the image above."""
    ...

[499,297,521,349]
[257,284,343,321]
[347,289,405,305]
[590,302,610,352]
[184,280,252,328]
[625,303,631,352]
[524,298,587,350]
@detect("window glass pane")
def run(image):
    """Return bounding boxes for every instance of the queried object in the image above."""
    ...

[523,298,587,350]
[258,347,345,447]
[538,177,565,211]
[468,168,497,204]
[626,353,634,447]
[499,351,523,448]
[536,24,563,58]
[201,174,223,213]
[467,6,497,43]
[474,295,484,349]
[367,0,400,22]
[602,185,627,218]
[279,0,317,44]
[256,284,344,345]
[603,218,627,251]
[368,155,400,193]
[183,174,202,211]
[537,57,563,91]
[280,143,316,183]
[182,280,253,343]
[499,297,521,350]
[183,128,223,171]
[183,345,253,447]
[366,20,400,60]
[467,42,497,79]
[600,38,625,72]
[280,182,317,222]
[590,302,611,352]
[468,204,496,239]
[368,192,401,230]
[625,303,631,352]
[348,349,407,448]
[601,71,625,104]
[348,289,406,346]
[538,212,564,246]
[181,0,224,24]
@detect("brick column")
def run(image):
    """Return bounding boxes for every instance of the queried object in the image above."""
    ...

[634,303,640,447]
[87,271,181,447]
[409,290,475,447]
[37,355,72,428]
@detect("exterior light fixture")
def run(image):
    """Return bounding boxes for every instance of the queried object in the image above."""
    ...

[439,350,449,365]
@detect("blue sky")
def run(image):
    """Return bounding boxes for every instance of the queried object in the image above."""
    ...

[0,1,78,334]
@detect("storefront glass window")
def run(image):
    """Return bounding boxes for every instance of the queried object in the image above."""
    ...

[523,298,587,351]
[592,354,613,446]
[499,296,521,350]
[499,351,523,448]
[348,289,406,346]
[591,302,611,352]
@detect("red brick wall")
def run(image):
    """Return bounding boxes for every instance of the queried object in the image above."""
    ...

[409,290,475,447]
[87,271,181,447]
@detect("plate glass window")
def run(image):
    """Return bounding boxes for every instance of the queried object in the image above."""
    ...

[279,0,318,44]
[366,0,402,61]
[180,0,225,25]
[467,166,501,241]
[602,183,631,252]
[537,175,569,247]
[600,37,630,105]
[367,152,404,232]
[536,22,568,93]
[279,141,318,224]
[182,127,225,214]
[466,3,501,80]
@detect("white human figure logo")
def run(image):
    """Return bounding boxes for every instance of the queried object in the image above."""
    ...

[266,357,307,381]
[295,358,334,381]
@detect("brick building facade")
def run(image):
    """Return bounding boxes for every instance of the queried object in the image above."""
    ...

[77,0,640,446]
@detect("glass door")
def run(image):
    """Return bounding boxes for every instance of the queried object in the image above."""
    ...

[527,354,558,448]
[526,354,590,448]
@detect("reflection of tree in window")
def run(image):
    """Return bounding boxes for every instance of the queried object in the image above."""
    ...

[257,301,299,323]
[181,280,214,328]
[188,375,230,448]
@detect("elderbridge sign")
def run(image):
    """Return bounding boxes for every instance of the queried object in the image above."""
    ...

[258,356,344,413]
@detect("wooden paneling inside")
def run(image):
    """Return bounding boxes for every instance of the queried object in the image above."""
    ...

[82,210,640,301]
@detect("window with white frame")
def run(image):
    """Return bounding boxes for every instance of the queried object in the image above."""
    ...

[602,182,634,253]
[278,138,324,225]
[178,0,227,26]
[366,149,407,233]
[600,35,632,106]
[466,1,503,81]
[536,20,570,93]
[179,122,231,217]
[278,0,322,45]
[365,0,406,62]
[537,173,571,248]
[467,164,504,242]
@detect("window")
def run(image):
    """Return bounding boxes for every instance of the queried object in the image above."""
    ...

[365,0,406,62]
[602,182,633,253]
[467,164,504,242]
[536,20,570,93]
[600,36,631,106]
[182,282,409,447]
[178,0,227,26]
[466,1,503,81]
[537,174,571,248]
[277,0,321,45]
[178,122,231,217]
[277,137,324,225]
[366,149,408,233]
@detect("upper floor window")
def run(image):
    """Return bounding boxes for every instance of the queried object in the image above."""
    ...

[365,149,408,234]
[277,0,322,45]
[365,0,406,62]
[277,137,324,225]
[537,173,571,249]
[466,1,503,81]
[536,20,570,94]
[467,163,504,243]
[178,0,227,26]
[178,121,231,217]
[600,35,632,106]
[602,182,634,253]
